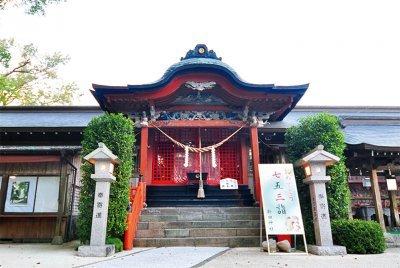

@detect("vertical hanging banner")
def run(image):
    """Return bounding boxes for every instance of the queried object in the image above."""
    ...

[259,164,305,235]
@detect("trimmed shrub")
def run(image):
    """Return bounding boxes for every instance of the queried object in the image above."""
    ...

[332,219,386,254]
[284,113,351,243]
[106,237,124,252]
[77,113,134,243]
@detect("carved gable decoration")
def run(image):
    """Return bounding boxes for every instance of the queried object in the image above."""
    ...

[181,44,222,60]
[171,92,227,106]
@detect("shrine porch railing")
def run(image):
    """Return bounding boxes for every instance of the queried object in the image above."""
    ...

[123,182,146,250]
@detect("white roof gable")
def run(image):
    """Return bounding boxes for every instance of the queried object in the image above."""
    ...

[84,142,120,164]
[296,145,340,166]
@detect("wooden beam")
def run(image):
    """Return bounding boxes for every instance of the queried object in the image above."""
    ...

[150,120,246,128]
[53,159,68,244]
[140,127,150,184]
[371,168,386,231]
[0,155,60,163]
[250,127,261,203]
[389,190,400,227]
[240,133,249,185]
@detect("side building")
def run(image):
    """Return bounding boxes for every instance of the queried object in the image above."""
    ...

[0,106,102,242]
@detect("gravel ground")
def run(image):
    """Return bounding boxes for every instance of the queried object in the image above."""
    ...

[202,247,400,268]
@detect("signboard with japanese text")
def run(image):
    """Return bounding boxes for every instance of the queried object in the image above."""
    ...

[220,178,239,189]
[259,164,305,235]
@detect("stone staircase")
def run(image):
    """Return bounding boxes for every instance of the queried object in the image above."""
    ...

[146,185,255,207]
[134,207,262,247]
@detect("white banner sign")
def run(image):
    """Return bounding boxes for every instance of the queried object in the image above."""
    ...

[259,164,305,235]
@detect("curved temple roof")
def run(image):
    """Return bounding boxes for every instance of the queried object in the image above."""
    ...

[91,44,309,121]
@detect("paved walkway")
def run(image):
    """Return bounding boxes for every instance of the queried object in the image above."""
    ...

[82,247,228,268]
[0,243,399,268]
[203,247,400,268]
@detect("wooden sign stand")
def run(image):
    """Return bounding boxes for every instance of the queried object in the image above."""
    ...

[260,206,308,255]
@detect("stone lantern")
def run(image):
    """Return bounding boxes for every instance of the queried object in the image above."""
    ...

[78,142,120,257]
[296,145,347,255]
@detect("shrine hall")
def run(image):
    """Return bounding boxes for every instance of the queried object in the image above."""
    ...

[90,44,309,206]
[2,45,399,245]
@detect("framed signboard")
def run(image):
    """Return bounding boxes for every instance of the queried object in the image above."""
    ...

[259,164,307,254]
[5,176,37,213]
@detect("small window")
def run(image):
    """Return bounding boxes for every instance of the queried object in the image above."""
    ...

[34,177,60,212]
[4,176,60,213]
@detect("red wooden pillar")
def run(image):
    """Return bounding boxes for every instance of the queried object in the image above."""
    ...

[140,127,150,184]
[250,127,261,203]
[240,134,249,185]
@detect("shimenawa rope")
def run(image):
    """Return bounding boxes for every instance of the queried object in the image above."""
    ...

[149,123,246,153]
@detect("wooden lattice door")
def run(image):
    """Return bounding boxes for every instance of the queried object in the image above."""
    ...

[151,128,242,185]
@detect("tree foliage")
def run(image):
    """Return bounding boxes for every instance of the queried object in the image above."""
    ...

[0,38,79,106]
[284,113,351,243]
[0,0,64,15]
[77,113,135,243]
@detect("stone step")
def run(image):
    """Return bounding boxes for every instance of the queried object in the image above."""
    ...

[147,185,251,192]
[138,220,261,230]
[134,236,260,247]
[146,199,254,207]
[141,207,260,215]
[136,227,261,238]
[147,192,252,197]
[139,213,260,222]
[146,185,255,207]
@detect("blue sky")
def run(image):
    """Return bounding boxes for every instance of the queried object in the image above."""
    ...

[1,0,399,106]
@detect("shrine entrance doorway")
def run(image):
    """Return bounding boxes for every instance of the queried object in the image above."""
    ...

[151,128,242,186]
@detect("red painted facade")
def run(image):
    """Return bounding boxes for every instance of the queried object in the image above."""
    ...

[91,44,309,202]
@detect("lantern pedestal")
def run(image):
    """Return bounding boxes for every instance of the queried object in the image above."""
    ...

[78,178,116,257]
[77,245,115,257]
[307,245,347,256]
[304,176,347,256]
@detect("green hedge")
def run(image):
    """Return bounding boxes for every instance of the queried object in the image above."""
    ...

[77,113,134,243]
[332,219,386,254]
[106,237,124,252]
[284,113,351,243]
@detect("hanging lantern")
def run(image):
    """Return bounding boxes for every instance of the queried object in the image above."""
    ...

[211,146,217,168]
[184,145,189,167]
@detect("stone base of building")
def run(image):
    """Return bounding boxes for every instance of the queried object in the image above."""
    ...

[77,245,115,257]
[307,245,347,256]
[51,236,63,245]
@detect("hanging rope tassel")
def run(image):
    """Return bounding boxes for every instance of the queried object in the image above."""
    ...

[184,145,189,167]
[211,146,217,168]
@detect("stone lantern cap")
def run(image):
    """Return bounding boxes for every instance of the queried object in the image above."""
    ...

[295,145,340,167]
[84,142,120,165]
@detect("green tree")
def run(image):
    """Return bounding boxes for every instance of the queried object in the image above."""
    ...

[284,113,351,243]
[0,38,79,106]
[77,113,135,243]
[0,0,64,15]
